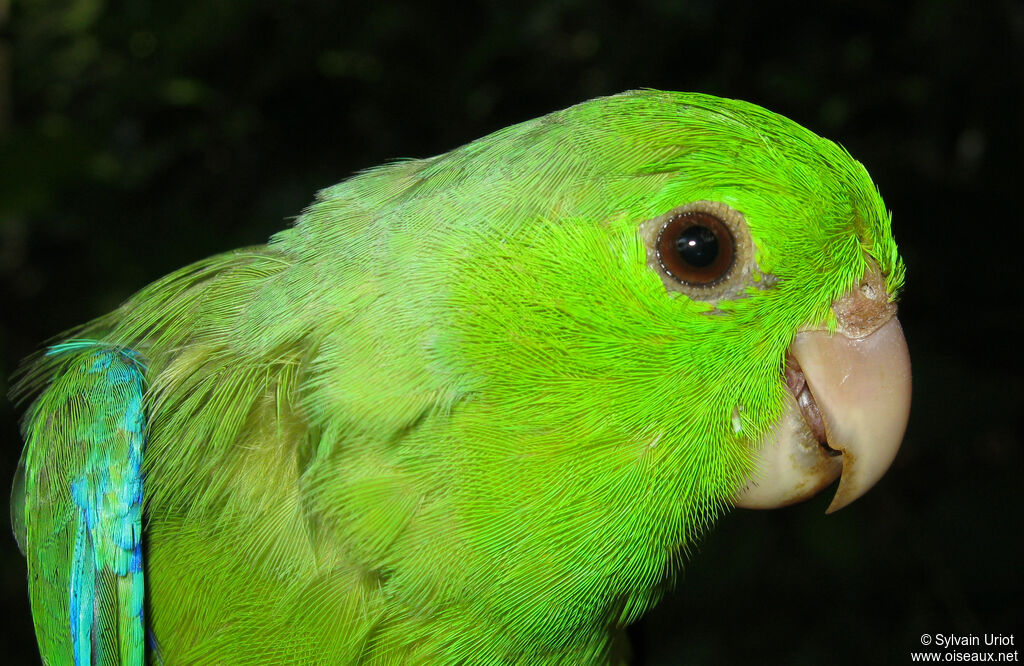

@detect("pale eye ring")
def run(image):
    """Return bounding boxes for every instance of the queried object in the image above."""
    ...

[639,200,759,303]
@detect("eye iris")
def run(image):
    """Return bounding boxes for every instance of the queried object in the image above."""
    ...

[656,211,736,286]
[676,225,718,268]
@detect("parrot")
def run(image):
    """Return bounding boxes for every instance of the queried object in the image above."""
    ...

[10,89,911,665]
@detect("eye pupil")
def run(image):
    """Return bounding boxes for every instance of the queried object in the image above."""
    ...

[676,226,719,268]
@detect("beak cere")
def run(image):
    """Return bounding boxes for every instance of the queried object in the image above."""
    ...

[734,265,912,512]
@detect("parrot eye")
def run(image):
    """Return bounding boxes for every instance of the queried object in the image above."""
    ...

[639,200,762,303]
[656,212,735,286]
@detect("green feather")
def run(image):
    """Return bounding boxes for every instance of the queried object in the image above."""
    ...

[13,90,903,664]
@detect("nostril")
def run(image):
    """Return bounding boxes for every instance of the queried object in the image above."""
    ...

[832,260,896,338]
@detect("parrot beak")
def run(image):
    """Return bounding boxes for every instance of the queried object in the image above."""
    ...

[733,264,912,513]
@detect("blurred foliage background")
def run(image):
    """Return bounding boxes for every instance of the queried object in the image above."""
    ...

[1,0,1021,663]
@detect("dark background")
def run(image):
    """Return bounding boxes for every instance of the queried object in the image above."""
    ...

[1,1,1020,663]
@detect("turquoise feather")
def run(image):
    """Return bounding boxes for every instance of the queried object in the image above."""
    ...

[14,342,146,665]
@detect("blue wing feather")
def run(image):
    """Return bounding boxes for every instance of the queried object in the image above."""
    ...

[18,342,147,666]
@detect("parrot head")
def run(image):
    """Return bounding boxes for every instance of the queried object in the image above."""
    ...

[413,90,910,533]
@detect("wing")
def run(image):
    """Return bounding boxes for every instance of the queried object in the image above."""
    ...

[15,341,147,666]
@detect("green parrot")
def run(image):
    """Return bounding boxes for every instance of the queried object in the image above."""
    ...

[11,90,911,665]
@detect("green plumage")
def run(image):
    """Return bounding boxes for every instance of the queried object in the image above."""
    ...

[13,90,903,664]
